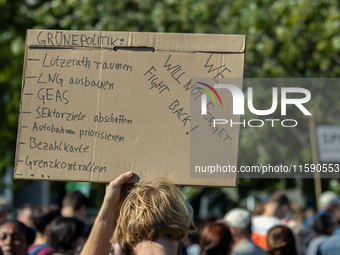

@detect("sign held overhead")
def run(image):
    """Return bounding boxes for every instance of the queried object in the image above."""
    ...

[15,29,246,187]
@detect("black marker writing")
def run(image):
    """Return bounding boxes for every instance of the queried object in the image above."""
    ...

[43,53,90,69]
[25,155,106,173]
[69,77,114,90]
[30,137,89,153]
[37,31,124,47]
[144,66,170,93]
[35,107,85,121]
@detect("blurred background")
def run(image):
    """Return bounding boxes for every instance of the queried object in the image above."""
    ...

[0,0,340,220]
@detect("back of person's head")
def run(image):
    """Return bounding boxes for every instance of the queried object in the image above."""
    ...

[17,204,35,227]
[312,214,333,236]
[48,216,86,255]
[201,216,219,226]
[268,192,289,208]
[266,225,298,255]
[62,190,88,211]
[112,178,196,249]
[0,219,36,255]
[199,223,232,255]
[33,204,61,233]
[17,204,34,214]
[267,192,289,219]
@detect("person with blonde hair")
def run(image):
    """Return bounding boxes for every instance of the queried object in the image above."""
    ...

[80,171,196,255]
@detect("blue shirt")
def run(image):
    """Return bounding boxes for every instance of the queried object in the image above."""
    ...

[318,229,340,255]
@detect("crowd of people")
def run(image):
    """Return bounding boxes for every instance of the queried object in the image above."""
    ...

[184,190,340,255]
[0,172,339,255]
[0,191,89,255]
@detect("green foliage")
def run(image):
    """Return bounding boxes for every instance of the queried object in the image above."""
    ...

[1,0,340,205]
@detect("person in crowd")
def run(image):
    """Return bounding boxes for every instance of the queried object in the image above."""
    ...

[199,223,233,255]
[61,191,92,238]
[27,205,61,255]
[318,208,340,255]
[317,191,339,216]
[0,197,11,222]
[303,191,340,250]
[0,219,36,255]
[17,204,35,229]
[49,216,86,255]
[224,208,265,255]
[306,214,333,255]
[61,191,88,220]
[252,192,290,249]
[80,172,196,255]
[304,191,340,230]
[266,225,298,255]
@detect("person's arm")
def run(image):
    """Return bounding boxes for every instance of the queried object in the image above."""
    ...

[80,171,133,255]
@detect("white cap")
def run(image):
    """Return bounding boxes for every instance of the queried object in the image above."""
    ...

[319,191,340,208]
[223,208,251,229]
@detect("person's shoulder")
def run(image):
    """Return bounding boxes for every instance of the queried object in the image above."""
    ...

[247,240,265,254]
[253,215,282,226]
[234,239,265,255]
[320,234,339,247]
[27,244,35,252]
[319,233,340,254]
[33,245,54,255]
[252,241,265,253]
[252,215,263,224]
[38,246,54,255]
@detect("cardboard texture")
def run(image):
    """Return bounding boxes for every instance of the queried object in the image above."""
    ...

[15,29,245,187]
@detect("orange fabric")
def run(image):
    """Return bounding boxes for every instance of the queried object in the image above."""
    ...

[251,232,267,249]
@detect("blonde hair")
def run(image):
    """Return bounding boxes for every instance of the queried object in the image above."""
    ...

[111,178,196,247]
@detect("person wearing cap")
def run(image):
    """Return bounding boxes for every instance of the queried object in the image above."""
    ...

[304,191,340,230]
[319,191,340,210]
[224,208,265,255]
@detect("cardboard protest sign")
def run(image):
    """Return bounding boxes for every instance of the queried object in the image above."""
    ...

[15,30,245,187]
